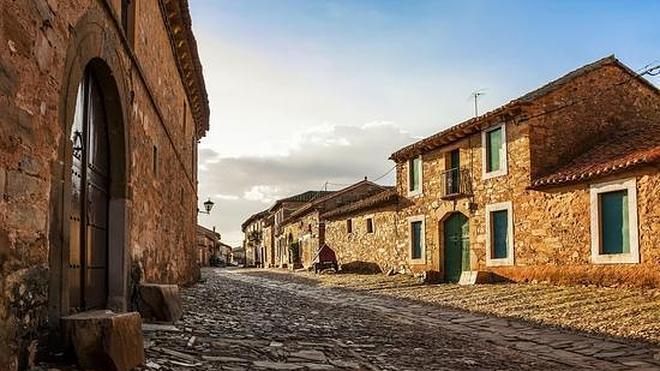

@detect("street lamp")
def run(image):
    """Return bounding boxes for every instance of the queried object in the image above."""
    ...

[198,198,215,215]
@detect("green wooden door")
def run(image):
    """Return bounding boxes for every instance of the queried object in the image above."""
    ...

[443,213,470,282]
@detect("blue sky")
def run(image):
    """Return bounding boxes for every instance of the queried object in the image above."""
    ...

[190,0,659,244]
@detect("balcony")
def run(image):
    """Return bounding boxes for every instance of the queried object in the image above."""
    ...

[440,167,473,199]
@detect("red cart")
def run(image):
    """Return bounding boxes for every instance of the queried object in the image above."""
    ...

[312,244,338,273]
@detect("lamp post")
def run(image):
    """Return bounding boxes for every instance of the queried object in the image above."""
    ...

[198,198,215,215]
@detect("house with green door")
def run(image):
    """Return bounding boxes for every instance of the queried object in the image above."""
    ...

[325,55,660,287]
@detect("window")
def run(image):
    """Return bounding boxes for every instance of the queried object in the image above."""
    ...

[152,145,158,176]
[486,201,514,266]
[482,123,507,179]
[121,0,137,47]
[346,219,353,234]
[409,216,425,263]
[590,178,639,264]
[183,100,187,136]
[366,218,374,234]
[408,155,422,195]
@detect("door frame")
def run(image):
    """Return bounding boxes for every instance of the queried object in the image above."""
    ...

[48,12,131,343]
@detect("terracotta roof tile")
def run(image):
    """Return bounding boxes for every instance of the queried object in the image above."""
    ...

[321,188,399,220]
[531,122,660,188]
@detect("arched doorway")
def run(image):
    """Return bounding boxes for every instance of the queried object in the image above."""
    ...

[68,68,111,311]
[443,213,469,283]
[48,14,131,345]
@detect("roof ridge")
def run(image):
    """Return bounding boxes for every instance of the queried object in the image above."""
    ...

[389,55,655,162]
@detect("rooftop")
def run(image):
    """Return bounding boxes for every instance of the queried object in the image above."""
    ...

[389,55,658,162]
[530,121,660,188]
[322,188,399,220]
[160,0,210,138]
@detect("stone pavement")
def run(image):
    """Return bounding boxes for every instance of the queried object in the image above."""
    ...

[139,268,660,370]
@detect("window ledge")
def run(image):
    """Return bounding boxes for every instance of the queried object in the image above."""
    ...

[486,257,514,267]
[592,253,639,264]
[482,169,507,180]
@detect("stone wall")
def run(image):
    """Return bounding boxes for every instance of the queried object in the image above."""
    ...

[325,205,408,272]
[0,1,204,368]
[263,225,274,267]
[298,212,321,268]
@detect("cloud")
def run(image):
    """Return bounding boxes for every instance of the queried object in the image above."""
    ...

[197,122,415,245]
[243,185,280,204]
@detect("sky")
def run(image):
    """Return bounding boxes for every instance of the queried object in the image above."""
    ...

[189,0,660,246]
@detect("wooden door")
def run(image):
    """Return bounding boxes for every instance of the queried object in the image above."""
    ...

[69,71,110,311]
[443,213,469,283]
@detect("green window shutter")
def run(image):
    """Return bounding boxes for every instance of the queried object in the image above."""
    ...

[486,128,502,172]
[600,190,630,254]
[491,210,508,259]
[409,157,421,192]
[411,221,423,259]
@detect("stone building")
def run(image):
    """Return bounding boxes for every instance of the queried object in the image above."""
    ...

[325,56,660,287]
[262,213,275,267]
[267,190,334,268]
[241,209,268,267]
[0,0,209,368]
[280,179,390,268]
[217,240,233,266]
[196,225,221,267]
[323,189,405,272]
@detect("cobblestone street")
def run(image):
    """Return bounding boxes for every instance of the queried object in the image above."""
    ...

[141,268,660,370]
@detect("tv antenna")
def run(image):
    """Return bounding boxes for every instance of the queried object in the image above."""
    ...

[470,90,487,117]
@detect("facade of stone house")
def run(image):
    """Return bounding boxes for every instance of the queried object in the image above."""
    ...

[241,209,269,267]
[217,241,233,265]
[267,190,334,268]
[280,180,390,268]
[196,225,221,267]
[0,0,209,368]
[231,246,245,266]
[328,56,660,287]
[262,214,275,267]
[323,189,407,272]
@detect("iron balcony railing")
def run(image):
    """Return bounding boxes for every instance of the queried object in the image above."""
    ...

[440,167,473,199]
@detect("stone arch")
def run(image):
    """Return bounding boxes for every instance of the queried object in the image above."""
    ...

[48,10,131,340]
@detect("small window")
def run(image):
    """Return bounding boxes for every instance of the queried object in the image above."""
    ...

[183,100,187,136]
[346,219,353,234]
[482,123,507,179]
[366,218,374,234]
[410,220,423,260]
[152,145,158,176]
[599,190,630,255]
[121,0,137,47]
[491,210,508,259]
[408,155,422,195]
[590,178,639,264]
[486,202,514,266]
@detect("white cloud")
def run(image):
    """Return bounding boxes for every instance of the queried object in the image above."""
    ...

[197,122,416,245]
[243,185,281,204]
[214,193,240,201]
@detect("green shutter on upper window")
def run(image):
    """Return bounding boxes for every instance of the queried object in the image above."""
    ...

[600,190,630,254]
[486,127,502,172]
[491,210,508,259]
[409,157,421,192]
